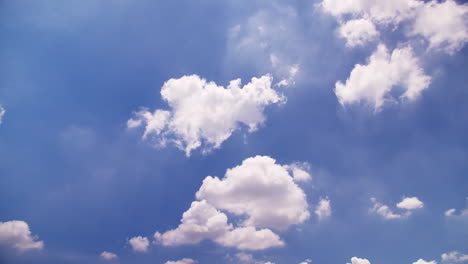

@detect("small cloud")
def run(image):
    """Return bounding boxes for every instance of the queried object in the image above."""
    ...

[128,236,149,252]
[441,251,468,263]
[315,198,331,221]
[0,220,44,252]
[165,258,197,264]
[396,197,424,210]
[100,251,118,260]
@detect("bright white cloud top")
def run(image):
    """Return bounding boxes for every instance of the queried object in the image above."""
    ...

[128,75,285,156]
[346,256,371,264]
[413,259,437,264]
[396,197,424,210]
[0,220,44,251]
[155,155,313,250]
[370,196,424,219]
[196,156,310,230]
[441,251,468,263]
[338,19,379,48]
[335,44,431,111]
[165,258,197,264]
[100,251,118,260]
[128,236,149,252]
[285,162,312,182]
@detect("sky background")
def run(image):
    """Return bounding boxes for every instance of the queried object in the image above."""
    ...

[0,0,467,264]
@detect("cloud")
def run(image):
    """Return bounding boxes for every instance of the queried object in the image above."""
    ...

[299,259,313,264]
[0,220,44,251]
[321,0,468,54]
[396,197,424,210]
[413,259,437,264]
[165,258,197,264]
[100,251,118,260]
[335,44,431,111]
[369,198,402,219]
[284,162,312,182]
[128,75,284,156]
[338,19,379,48]
[0,105,5,125]
[347,256,371,264]
[196,156,310,230]
[128,236,149,252]
[441,251,468,263]
[315,198,332,220]
[154,200,284,251]
[225,5,304,87]
[410,0,468,55]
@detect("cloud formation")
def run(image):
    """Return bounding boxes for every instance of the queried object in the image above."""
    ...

[155,156,312,250]
[0,105,5,125]
[0,220,44,251]
[338,19,379,48]
[165,258,197,264]
[335,44,431,111]
[154,200,284,251]
[370,196,423,219]
[128,236,149,252]
[128,75,284,156]
[315,198,332,220]
[441,251,468,263]
[347,256,371,264]
[196,156,310,230]
[100,251,118,260]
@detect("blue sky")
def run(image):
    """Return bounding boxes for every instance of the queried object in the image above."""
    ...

[0,1,467,264]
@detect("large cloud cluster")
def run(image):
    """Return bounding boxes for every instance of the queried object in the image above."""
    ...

[0,220,44,251]
[321,0,468,110]
[154,156,311,250]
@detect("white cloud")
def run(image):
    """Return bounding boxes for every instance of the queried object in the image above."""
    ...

[0,220,44,251]
[335,44,431,110]
[315,198,332,220]
[347,256,371,264]
[445,208,457,217]
[154,200,284,251]
[100,251,118,260]
[165,258,197,264]
[128,236,149,252]
[410,0,468,55]
[369,198,402,219]
[413,259,437,264]
[299,259,313,264]
[338,19,379,48]
[396,197,424,210]
[441,251,468,263]
[128,75,284,156]
[196,156,310,230]
[236,252,255,263]
[216,226,284,251]
[0,105,5,125]
[285,162,312,182]
[321,0,468,54]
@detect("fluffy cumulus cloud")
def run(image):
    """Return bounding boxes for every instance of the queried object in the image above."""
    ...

[154,200,284,251]
[284,162,312,182]
[165,258,197,264]
[370,196,423,219]
[335,44,431,111]
[413,259,437,264]
[128,236,149,252]
[441,251,468,263]
[315,198,332,220]
[370,198,402,219]
[0,105,5,125]
[128,75,284,156]
[321,0,468,54]
[155,156,311,250]
[196,156,310,230]
[396,197,424,210]
[347,256,371,264]
[100,251,118,260]
[410,0,468,54]
[0,220,44,251]
[338,19,379,47]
